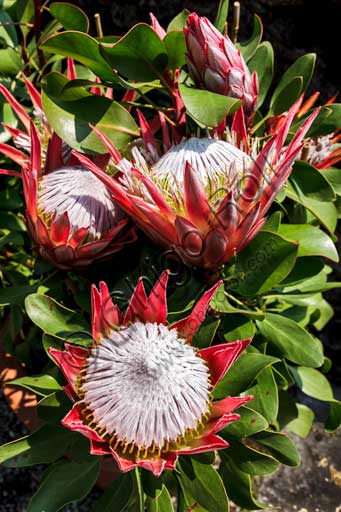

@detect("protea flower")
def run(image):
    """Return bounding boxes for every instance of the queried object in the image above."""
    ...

[49,270,252,475]
[184,13,259,121]
[74,97,319,270]
[0,119,135,269]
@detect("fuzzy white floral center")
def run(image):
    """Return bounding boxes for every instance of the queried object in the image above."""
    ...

[38,166,124,239]
[151,137,250,185]
[306,135,334,165]
[82,322,210,449]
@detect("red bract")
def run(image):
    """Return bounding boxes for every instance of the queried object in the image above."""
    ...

[49,271,252,476]
[74,97,319,270]
[184,13,259,122]
[0,78,136,269]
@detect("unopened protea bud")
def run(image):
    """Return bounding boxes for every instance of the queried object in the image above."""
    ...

[184,13,259,121]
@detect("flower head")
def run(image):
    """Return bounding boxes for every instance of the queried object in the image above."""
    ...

[49,271,252,476]
[184,13,259,121]
[75,97,319,269]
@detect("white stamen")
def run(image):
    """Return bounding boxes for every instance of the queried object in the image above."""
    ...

[305,135,334,165]
[82,322,210,449]
[38,166,125,239]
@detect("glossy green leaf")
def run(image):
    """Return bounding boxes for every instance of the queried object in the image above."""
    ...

[0,425,73,467]
[6,374,62,396]
[93,473,133,512]
[0,9,18,45]
[280,257,324,287]
[323,167,341,196]
[251,431,301,466]
[290,366,333,401]
[101,23,167,81]
[325,401,341,433]
[225,439,279,475]
[303,104,341,138]
[163,31,186,70]
[178,457,229,512]
[49,2,89,32]
[269,76,303,116]
[214,0,229,33]
[286,403,314,438]
[220,453,267,509]
[231,231,298,296]
[262,211,282,232]
[0,284,38,306]
[146,485,174,512]
[221,406,268,438]
[41,32,115,81]
[238,15,263,62]
[213,352,279,398]
[42,72,138,153]
[25,293,92,345]
[257,313,324,367]
[246,366,279,424]
[38,391,72,423]
[210,287,264,318]
[179,83,241,127]
[192,317,220,349]
[290,161,335,202]
[278,224,338,261]
[269,53,316,114]
[27,458,100,512]
[248,41,274,109]
[222,314,256,342]
[0,47,22,75]
[167,10,189,32]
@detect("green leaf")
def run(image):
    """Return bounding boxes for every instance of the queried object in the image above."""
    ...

[0,424,73,467]
[222,314,256,342]
[100,23,167,81]
[262,211,282,232]
[304,104,341,138]
[163,31,186,70]
[214,0,229,33]
[221,406,268,438]
[290,366,334,401]
[0,9,18,45]
[92,473,133,512]
[210,286,264,318]
[38,391,72,423]
[251,431,301,466]
[0,284,38,306]
[257,313,324,367]
[179,83,241,127]
[280,257,324,287]
[42,72,139,154]
[49,2,89,32]
[230,231,298,296]
[28,458,100,512]
[213,352,279,398]
[248,41,274,108]
[290,161,335,202]
[0,48,22,75]
[225,438,279,475]
[237,15,263,62]
[269,53,316,114]
[278,224,338,262]
[146,485,174,512]
[246,366,278,424]
[167,10,189,32]
[220,453,267,510]
[322,167,341,196]
[269,76,303,116]
[41,31,116,82]
[192,317,220,349]
[325,401,341,432]
[6,374,62,396]
[141,470,163,498]
[178,457,229,512]
[286,403,314,438]
[25,293,92,345]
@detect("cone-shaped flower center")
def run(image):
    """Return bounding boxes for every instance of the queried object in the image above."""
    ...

[151,137,250,185]
[81,322,210,450]
[305,135,333,165]
[38,166,125,239]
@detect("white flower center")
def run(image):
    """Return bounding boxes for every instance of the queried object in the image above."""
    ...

[38,166,125,239]
[151,137,250,185]
[306,135,333,165]
[81,322,210,449]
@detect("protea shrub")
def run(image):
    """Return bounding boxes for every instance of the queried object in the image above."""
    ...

[74,98,319,270]
[49,270,252,475]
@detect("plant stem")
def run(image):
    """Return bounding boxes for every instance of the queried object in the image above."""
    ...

[33,0,46,70]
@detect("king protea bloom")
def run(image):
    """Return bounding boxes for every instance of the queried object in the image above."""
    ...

[0,120,135,269]
[49,270,252,475]
[184,13,259,121]
[74,97,319,270]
